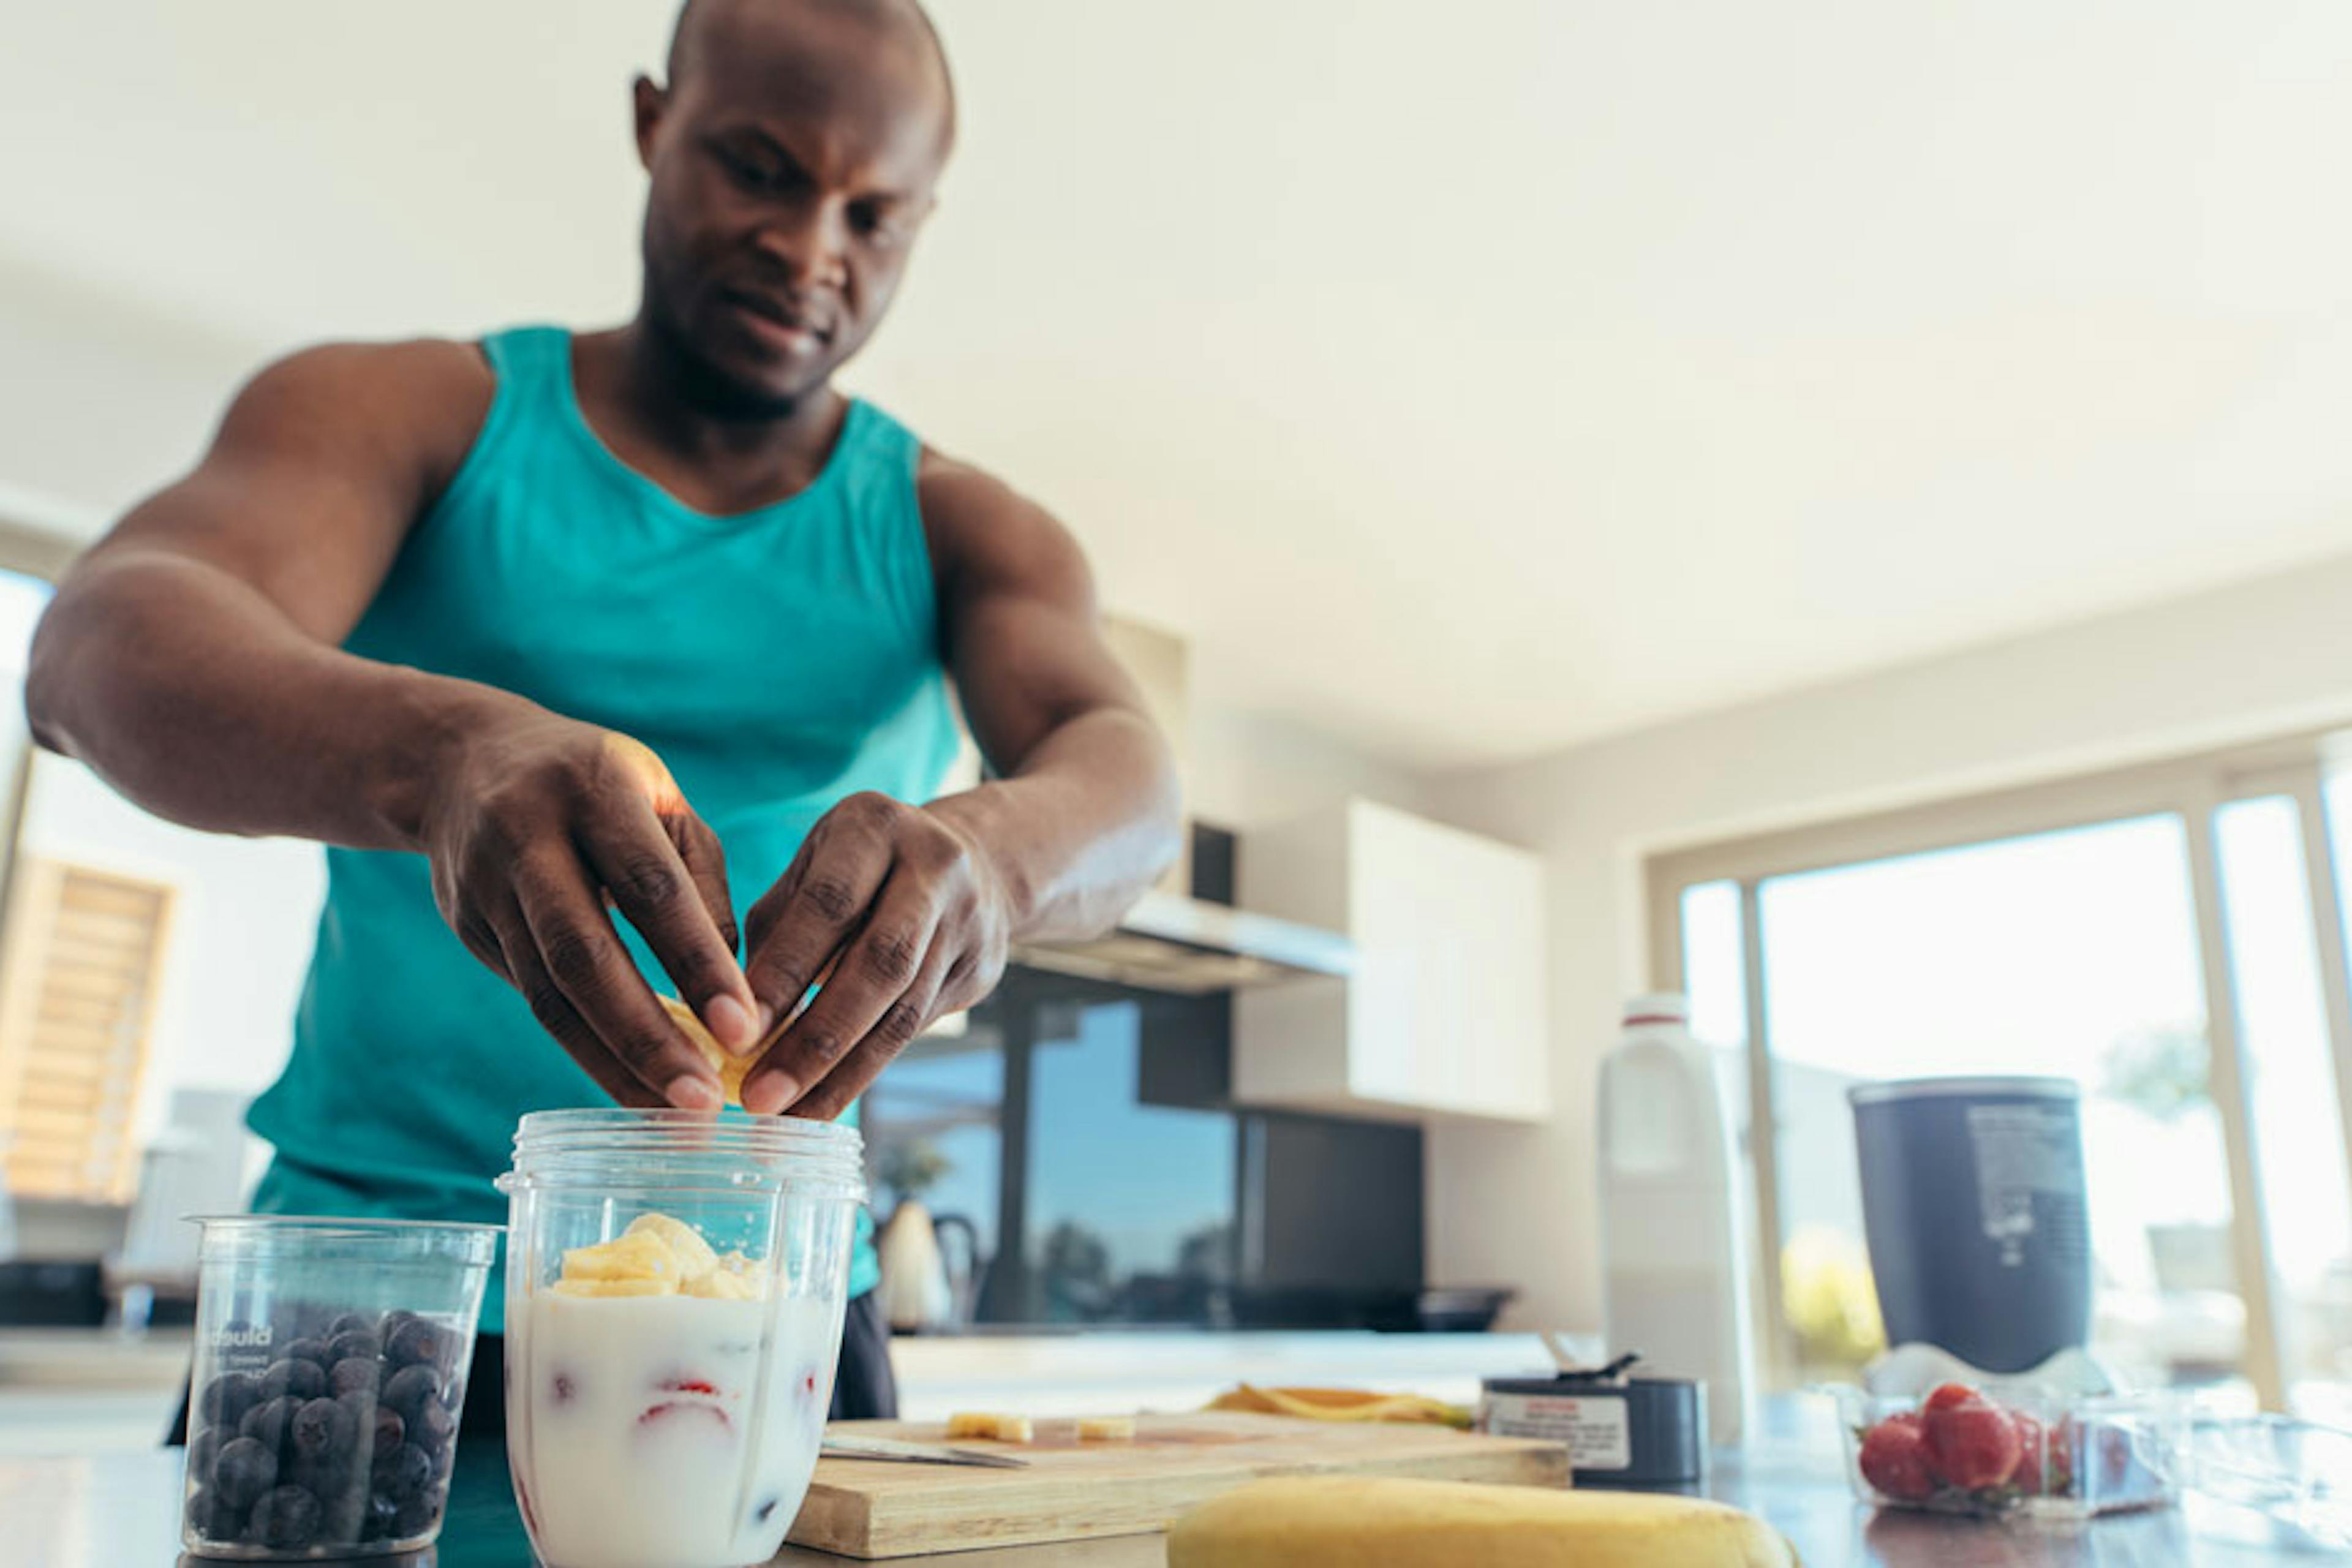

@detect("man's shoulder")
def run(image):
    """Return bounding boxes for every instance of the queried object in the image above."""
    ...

[224,336,497,486]
[913,445,1092,600]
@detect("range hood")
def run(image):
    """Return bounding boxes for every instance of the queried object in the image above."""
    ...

[1001,617,1355,997]
[1010,886,1354,997]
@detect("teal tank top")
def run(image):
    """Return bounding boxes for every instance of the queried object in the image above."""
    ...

[247,326,957,1328]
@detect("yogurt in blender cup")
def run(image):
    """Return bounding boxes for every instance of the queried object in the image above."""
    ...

[500,1111,865,1568]
[508,1218,844,1567]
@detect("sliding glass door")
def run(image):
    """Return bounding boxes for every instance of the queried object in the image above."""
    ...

[1656,737,2352,1414]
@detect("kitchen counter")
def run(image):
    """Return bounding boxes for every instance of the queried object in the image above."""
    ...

[2,1397,2325,1566]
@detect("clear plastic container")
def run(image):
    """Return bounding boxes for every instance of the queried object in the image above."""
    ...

[497,1109,865,1568]
[1831,1383,2188,1521]
[181,1216,500,1559]
[2188,1414,2352,1550]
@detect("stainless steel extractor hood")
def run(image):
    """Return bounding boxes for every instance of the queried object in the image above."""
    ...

[994,616,1356,995]
[1009,887,1353,996]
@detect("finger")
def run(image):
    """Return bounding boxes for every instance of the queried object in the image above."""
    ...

[451,905,510,980]
[579,798,757,1053]
[482,891,661,1109]
[667,809,740,957]
[744,869,942,1115]
[742,829,892,1038]
[513,848,725,1111]
[787,941,952,1121]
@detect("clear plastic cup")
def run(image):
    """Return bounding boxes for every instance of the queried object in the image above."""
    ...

[497,1109,865,1568]
[181,1216,500,1559]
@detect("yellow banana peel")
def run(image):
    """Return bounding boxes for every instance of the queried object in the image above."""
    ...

[1206,1384,1474,1430]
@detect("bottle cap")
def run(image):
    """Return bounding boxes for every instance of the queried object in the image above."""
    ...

[1621,993,1689,1028]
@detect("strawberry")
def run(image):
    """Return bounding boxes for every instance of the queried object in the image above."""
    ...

[2010,1411,2073,1496]
[1858,1414,1937,1501]
[1921,1382,1981,1415]
[1924,1395,2022,1491]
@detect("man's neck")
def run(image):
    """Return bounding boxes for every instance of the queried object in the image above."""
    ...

[613,318,842,458]
[573,320,849,511]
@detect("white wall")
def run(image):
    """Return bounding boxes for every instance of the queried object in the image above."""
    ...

[1188,707,1431,831]
[1419,549,2352,1332]
[0,257,266,532]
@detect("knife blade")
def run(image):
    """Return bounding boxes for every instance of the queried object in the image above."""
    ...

[820,1433,1031,1469]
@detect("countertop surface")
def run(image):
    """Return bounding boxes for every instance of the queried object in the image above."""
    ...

[0,1396,2332,1567]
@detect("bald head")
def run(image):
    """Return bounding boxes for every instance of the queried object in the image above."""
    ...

[667,0,955,152]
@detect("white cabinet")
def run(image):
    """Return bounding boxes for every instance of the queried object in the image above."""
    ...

[1234,799,1549,1123]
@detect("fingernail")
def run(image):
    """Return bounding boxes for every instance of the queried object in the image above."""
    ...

[706,994,758,1053]
[668,1075,723,1112]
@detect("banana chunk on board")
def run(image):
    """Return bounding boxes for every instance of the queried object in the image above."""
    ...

[946,1412,1035,1443]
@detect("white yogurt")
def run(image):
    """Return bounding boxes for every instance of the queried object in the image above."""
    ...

[507,1292,844,1568]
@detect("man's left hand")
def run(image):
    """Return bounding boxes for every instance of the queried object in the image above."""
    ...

[737,790,1013,1117]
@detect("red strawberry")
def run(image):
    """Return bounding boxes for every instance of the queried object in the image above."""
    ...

[1858,1414,1937,1501]
[638,1401,733,1433]
[1924,1396,2022,1491]
[1921,1382,1981,1415]
[2010,1411,2073,1496]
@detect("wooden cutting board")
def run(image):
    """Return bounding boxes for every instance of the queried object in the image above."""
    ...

[786,1412,1571,1559]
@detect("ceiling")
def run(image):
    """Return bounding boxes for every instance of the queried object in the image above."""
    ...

[9,2,2352,771]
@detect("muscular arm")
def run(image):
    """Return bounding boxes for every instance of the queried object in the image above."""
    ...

[739,454,1182,1117]
[923,461,1181,944]
[27,342,760,1109]
[28,341,495,846]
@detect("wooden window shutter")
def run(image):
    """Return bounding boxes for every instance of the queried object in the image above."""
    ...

[0,859,176,1202]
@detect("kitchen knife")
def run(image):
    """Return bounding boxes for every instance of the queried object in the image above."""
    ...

[820,1433,1031,1469]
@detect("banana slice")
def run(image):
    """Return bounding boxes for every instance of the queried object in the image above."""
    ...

[1079,1416,1136,1441]
[682,1268,757,1300]
[657,993,754,1106]
[626,1212,720,1277]
[561,1230,685,1283]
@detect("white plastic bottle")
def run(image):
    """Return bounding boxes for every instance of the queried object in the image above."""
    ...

[1597,992,1756,1447]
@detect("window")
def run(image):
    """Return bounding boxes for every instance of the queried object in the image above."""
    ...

[1653,733,2352,1415]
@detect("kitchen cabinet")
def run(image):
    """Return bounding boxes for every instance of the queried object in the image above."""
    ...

[1233,799,1549,1123]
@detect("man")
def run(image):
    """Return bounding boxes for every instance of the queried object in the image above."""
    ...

[26,0,1179,1427]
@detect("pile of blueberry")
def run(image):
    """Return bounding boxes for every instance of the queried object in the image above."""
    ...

[184,1306,465,1554]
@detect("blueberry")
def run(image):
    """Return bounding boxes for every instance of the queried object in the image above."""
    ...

[258,1356,326,1403]
[292,1396,357,1463]
[390,1491,440,1539]
[198,1371,262,1429]
[328,1327,382,1364]
[282,1335,332,1370]
[331,1357,380,1398]
[362,1493,399,1543]
[371,1406,405,1454]
[184,1485,246,1542]
[211,1434,279,1508]
[753,1494,781,1525]
[372,1441,432,1501]
[239,1394,300,1450]
[325,1311,377,1340]
[187,1427,222,1480]
[247,1483,321,1550]
[428,1441,456,1483]
[381,1364,440,1424]
[385,1315,448,1370]
[409,1398,456,1455]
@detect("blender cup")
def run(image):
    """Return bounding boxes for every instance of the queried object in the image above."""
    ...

[498,1109,865,1568]
[181,1216,499,1559]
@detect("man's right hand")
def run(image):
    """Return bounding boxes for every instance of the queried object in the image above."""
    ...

[418,702,761,1110]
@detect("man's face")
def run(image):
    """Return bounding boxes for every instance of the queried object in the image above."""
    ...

[634,4,949,412]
